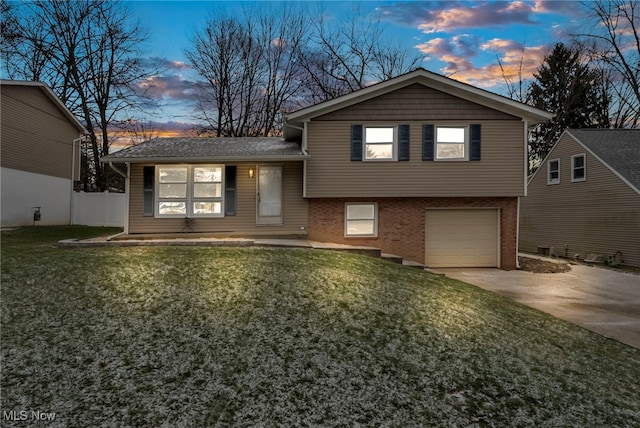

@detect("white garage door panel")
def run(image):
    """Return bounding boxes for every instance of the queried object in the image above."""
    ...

[425,209,498,268]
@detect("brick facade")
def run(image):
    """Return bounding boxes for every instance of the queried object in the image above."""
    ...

[308,197,519,270]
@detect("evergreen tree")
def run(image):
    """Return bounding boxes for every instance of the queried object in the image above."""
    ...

[527,43,610,171]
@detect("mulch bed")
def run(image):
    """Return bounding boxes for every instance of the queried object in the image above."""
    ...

[518,256,572,274]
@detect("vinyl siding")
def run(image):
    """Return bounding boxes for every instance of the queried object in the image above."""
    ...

[315,84,518,121]
[1,85,81,180]
[520,133,640,267]
[128,162,308,234]
[305,120,526,198]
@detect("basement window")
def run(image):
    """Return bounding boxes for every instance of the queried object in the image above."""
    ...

[345,203,378,237]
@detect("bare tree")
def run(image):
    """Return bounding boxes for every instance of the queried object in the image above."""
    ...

[575,0,640,127]
[495,45,530,103]
[187,16,261,137]
[252,9,309,132]
[186,7,308,137]
[2,0,152,190]
[297,4,422,102]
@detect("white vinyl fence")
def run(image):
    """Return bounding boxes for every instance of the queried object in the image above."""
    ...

[72,191,126,227]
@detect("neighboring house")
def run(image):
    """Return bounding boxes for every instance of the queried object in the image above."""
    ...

[1,80,87,227]
[101,68,552,269]
[520,129,640,268]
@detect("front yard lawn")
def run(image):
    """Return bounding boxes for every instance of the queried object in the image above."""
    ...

[2,226,639,426]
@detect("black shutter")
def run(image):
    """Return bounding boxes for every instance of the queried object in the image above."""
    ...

[470,124,481,161]
[398,124,410,161]
[143,166,154,216]
[422,124,434,161]
[351,124,363,161]
[225,166,236,216]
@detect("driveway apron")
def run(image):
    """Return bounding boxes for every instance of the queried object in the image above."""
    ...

[438,265,640,349]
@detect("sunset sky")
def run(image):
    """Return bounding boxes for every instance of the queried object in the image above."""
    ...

[124,0,582,136]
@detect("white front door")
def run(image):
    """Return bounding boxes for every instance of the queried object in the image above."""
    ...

[257,165,283,225]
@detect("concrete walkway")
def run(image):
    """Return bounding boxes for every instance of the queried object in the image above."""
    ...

[57,236,424,267]
[438,263,640,349]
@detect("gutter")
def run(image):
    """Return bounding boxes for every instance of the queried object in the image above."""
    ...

[100,154,310,164]
[284,120,310,198]
[108,162,127,178]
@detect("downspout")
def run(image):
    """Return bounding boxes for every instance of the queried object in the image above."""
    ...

[284,120,309,198]
[523,120,529,197]
[70,135,85,225]
[518,121,529,269]
[516,197,521,269]
[108,162,129,235]
[108,162,127,179]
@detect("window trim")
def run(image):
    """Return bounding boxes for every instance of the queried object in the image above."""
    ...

[364,126,397,161]
[547,158,560,185]
[571,153,586,182]
[344,203,378,237]
[434,125,469,161]
[155,164,225,218]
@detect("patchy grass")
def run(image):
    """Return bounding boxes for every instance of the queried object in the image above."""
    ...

[2,226,639,427]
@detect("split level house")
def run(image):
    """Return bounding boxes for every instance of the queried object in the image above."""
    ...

[1,80,87,227]
[520,129,640,268]
[101,68,553,270]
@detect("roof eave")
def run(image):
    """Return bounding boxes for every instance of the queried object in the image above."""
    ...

[1,79,88,134]
[100,154,310,164]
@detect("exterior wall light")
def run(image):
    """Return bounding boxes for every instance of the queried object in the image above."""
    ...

[248,168,255,179]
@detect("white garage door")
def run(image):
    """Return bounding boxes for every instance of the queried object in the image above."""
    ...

[425,209,499,268]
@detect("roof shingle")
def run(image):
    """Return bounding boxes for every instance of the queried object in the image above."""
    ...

[101,137,307,163]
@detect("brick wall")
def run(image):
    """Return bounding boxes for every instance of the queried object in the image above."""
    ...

[308,197,519,270]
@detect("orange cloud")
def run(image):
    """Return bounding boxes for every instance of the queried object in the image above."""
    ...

[417,37,548,88]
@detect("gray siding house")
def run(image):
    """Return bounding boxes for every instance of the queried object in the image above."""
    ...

[520,129,640,267]
[1,80,87,227]
[102,68,552,270]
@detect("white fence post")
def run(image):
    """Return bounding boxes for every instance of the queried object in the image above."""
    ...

[72,191,126,227]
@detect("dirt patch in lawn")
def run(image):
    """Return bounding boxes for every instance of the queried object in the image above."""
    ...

[518,256,572,274]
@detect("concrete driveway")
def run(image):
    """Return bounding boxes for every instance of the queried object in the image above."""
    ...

[438,263,640,349]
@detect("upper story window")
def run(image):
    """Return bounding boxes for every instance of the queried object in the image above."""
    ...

[572,154,586,182]
[352,124,410,162]
[156,165,224,218]
[365,126,396,160]
[436,126,468,161]
[548,159,560,185]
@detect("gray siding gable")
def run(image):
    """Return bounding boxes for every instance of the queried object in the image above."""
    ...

[567,129,640,193]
